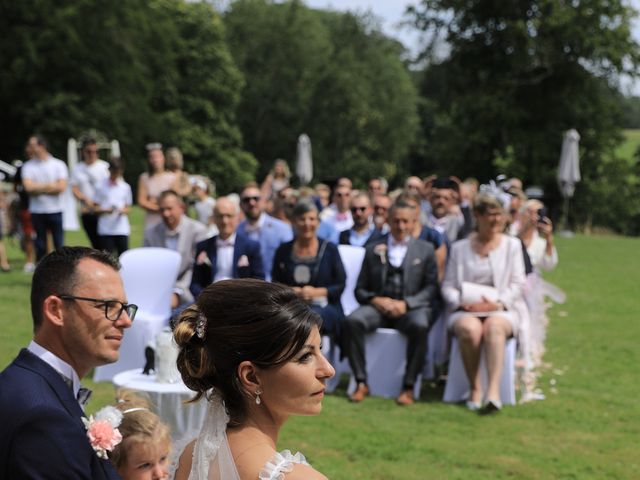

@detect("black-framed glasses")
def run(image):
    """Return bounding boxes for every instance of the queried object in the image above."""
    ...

[58,295,137,322]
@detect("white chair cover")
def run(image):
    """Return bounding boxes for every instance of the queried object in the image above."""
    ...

[94,248,181,382]
[347,328,421,399]
[443,337,517,405]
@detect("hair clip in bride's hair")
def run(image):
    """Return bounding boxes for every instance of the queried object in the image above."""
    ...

[196,312,207,340]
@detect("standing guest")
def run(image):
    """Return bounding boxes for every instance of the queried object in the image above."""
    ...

[70,137,110,248]
[166,147,192,199]
[372,193,392,234]
[238,183,292,281]
[173,280,333,479]
[144,190,208,312]
[109,390,171,480]
[0,185,10,271]
[336,177,353,190]
[441,193,527,412]
[404,176,423,197]
[137,143,176,230]
[190,197,264,299]
[425,177,465,244]
[344,201,438,406]
[95,157,133,256]
[272,199,346,341]
[13,153,36,272]
[458,178,479,239]
[368,177,388,197]
[260,158,291,201]
[191,177,216,226]
[0,247,135,479]
[320,184,353,233]
[339,192,384,247]
[21,134,68,262]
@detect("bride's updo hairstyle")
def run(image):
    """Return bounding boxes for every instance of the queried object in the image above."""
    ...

[174,279,321,425]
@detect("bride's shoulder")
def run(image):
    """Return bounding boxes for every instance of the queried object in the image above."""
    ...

[173,440,196,480]
[259,450,326,480]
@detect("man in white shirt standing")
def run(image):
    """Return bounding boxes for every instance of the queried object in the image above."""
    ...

[70,137,109,248]
[21,135,69,262]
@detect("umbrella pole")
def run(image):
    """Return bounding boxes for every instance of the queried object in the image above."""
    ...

[558,196,574,238]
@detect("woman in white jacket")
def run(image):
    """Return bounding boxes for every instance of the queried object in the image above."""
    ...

[442,193,527,412]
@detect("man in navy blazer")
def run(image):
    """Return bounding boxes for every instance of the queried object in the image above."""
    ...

[237,183,293,281]
[0,247,134,479]
[191,196,264,298]
[338,192,385,247]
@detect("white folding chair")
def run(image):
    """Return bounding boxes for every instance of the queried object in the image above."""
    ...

[324,245,366,392]
[94,248,181,382]
[443,337,517,405]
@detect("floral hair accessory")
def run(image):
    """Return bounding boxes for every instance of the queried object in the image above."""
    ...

[196,312,207,339]
[82,406,123,459]
[374,243,387,265]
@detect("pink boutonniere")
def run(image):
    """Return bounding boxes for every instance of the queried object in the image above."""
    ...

[373,244,387,265]
[82,406,123,459]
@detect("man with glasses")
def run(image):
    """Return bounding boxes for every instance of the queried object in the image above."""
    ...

[320,184,354,233]
[0,247,134,479]
[339,192,384,247]
[237,182,292,281]
[70,137,110,248]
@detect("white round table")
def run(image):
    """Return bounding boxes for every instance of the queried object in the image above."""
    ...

[113,369,207,440]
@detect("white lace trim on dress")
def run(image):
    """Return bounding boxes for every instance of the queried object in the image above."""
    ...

[258,450,309,480]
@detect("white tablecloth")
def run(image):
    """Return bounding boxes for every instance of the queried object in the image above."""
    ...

[113,369,207,440]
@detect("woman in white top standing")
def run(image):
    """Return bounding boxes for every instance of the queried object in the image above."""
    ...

[94,157,132,256]
[442,193,526,412]
[137,143,176,229]
[173,279,333,480]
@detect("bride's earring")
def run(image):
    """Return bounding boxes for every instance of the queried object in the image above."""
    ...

[255,389,262,405]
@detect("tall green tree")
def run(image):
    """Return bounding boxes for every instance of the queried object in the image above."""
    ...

[225,0,419,184]
[408,0,640,230]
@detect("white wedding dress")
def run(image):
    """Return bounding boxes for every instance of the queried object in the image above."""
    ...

[174,391,310,480]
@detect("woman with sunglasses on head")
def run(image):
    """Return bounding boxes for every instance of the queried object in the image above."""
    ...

[173,279,334,480]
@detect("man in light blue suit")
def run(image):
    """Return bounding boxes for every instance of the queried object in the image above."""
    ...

[238,183,293,281]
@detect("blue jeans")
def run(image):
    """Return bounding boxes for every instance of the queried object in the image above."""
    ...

[31,212,64,261]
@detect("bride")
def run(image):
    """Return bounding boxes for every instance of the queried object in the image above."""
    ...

[172,279,334,480]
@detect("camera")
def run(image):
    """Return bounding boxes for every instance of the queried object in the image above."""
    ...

[537,207,547,223]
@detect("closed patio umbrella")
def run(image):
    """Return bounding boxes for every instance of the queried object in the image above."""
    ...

[557,129,581,234]
[296,133,313,186]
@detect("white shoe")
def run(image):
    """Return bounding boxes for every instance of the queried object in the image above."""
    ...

[465,400,482,411]
[23,262,35,273]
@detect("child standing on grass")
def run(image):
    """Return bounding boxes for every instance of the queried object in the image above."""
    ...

[109,389,171,480]
[95,157,132,256]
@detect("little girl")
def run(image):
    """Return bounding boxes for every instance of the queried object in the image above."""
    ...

[94,157,132,256]
[109,389,171,480]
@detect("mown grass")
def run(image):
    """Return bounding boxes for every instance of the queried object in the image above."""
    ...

[1,208,638,479]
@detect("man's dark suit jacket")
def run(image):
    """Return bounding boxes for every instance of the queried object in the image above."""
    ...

[190,233,265,298]
[338,227,385,247]
[355,236,438,311]
[0,349,120,479]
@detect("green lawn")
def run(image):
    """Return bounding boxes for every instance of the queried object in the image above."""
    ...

[1,210,639,479]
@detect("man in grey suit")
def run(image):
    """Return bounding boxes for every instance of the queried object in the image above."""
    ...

[143,190,207,311]
[344,200,438,406]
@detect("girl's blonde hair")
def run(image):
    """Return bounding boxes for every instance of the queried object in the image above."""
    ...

[108,389,171,468]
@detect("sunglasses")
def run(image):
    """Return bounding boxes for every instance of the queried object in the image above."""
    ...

[241,196,260,203]
[350,206,367,213]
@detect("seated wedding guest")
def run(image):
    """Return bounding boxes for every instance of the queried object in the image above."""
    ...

[173,279,333,480]
[458,178,479,239]
[425,177,465,244]
[238,183,292,281]
[190,197,264,299]
[144,190,208,312]
[314,183,331,209]
[272,199,346,340]
[109,389,171,480]
[339,192,384,247]
[95,157,133,256]
[404,176,423,197]
[137,143,175,230]
[441,193,527,413]
[368,177,388,197]
[372,193,391,233]
[70,137,110,248]
[0,247,134,479]
[320,184,353,233]
[344,201,438,406]
[396,192,448,283]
